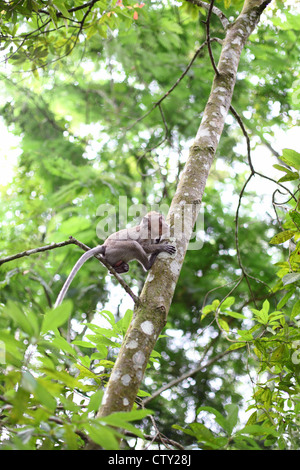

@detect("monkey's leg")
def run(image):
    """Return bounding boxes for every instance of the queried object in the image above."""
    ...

[145,243,176,269]
[105,241,152,272]
[113,261,129,273]
[148,252,159,269]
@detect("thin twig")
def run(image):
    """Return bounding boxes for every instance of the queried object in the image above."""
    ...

[185,0,230,29]
[123,430,185,450]
[201,277,242,311]
[230,105,254,174]
[229,105,297,307]
[234,174,258,308]
[142,348,232,406]
[255,172,297,202]
[205,0,219,76]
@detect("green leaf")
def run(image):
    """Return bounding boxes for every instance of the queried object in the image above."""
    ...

[41,300,73,334]
[100,411,152,438]
[282,273,300,286]
[98,359,115,369]
[271,344,286,361]
[52,0,70,18]
[278,172,299,183]
[262,299,270,315]
[224,311,247,319]
[237,424,279,438]
[224,404,239,435]
[291,299,300,320]
[59,216,91,235]
[202,304,214,315]
[197,406,227,432]
[269,230,295,245]
[116,309,133,334]
[72,340,96,348]
[41,368,82,390]
[48,5,58,28]
[201,303,214,320]
[246,411,257,426]
[226,343,246,352]
[136,389,151,397]
[101,415,144,439]
[290,241,300,263]
[74,363,98,379]
[218,318,229,332]
[280,149,300,170]
[277,289,295,309]
[62,423,80,450]
[189,422,218,441]
[4,301,35,336]
[21,372,56,412]
[51,334,75,356]
[0,331,24,364]
[87,390,104,412]
[273,164,291,173]
[252,306,269,325]
[100,310,117,327]
[220,296,235,310]
[289,210,300,228]
[274,163,299,182]
[84,423,120,450]
[108,409,153,421]
[91,345,108,360]
[237,330,253,341]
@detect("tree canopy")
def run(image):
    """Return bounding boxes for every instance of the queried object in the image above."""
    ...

[0,0,300,451]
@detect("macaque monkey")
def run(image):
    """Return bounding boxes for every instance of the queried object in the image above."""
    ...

[54,211,175,308]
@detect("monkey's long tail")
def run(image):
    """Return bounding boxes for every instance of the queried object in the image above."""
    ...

[54,245,105,308]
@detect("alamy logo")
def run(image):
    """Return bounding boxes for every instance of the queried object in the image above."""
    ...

[94,196,205,250]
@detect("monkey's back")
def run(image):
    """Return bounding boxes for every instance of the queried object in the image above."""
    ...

[104,226,141,244]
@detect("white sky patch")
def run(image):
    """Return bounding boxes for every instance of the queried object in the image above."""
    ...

[0,118,22,186]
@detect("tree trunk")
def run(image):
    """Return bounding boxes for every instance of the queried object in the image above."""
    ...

[92,0,272,433]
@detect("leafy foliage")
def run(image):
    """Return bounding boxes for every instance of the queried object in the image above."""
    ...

[0,0,145,74]
[0,303,154,449]
[174,156,300,450]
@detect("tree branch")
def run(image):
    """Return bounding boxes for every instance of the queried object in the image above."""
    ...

[0,239,75,266]
[204,0,220,76]
[185,0,230,29]
[0,237,139,305]
[69,237,140,304]
[142,348,232,406]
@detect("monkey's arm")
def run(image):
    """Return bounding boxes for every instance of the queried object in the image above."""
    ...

[140,242,176,271]
[54,245,105,308]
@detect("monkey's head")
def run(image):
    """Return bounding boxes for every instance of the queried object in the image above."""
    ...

[140,211,170,240]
